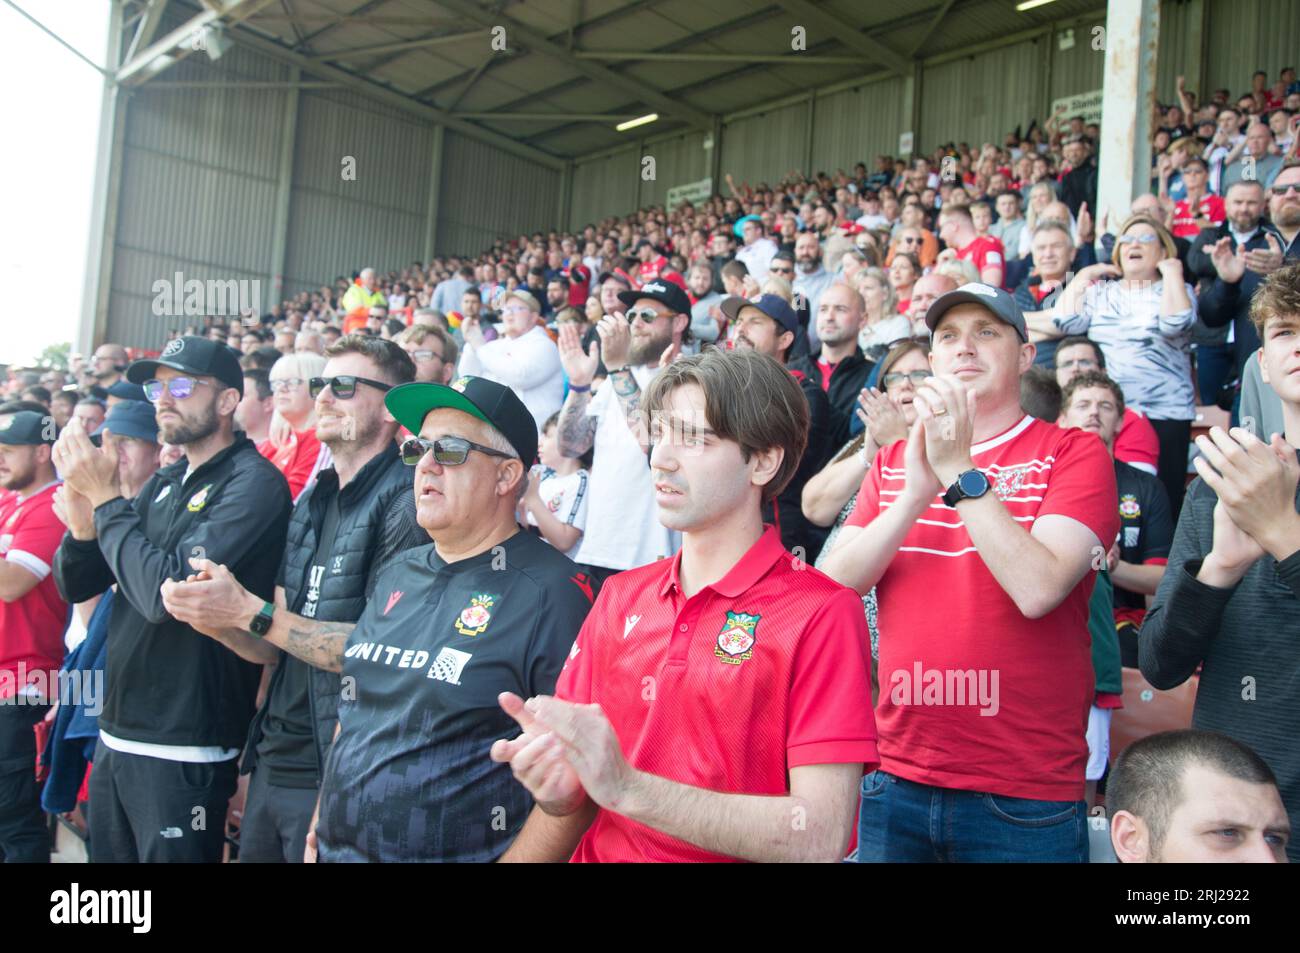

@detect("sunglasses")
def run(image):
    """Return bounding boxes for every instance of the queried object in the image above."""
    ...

[308,376,393,399]
[1117,233,1160,245]
[625,307,668,324]
[1271,183,1300,197]
[881,369,933,388]
[400,435,514,467]
[143,377,213,402]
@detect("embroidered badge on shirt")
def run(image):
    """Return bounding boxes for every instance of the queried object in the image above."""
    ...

[186,484,213,512]
[455,592,499,636]
[1119,494,1141,518]
[990,467,1026,501]
[715,611,760,665]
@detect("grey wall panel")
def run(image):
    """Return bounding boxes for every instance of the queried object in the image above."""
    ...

[720,101,806,187]
[1048,18,1107,105]
[811,76,907,172]
[282,90,433,298]
[1155,0,1197,104]
[920,39,1043,153]
[639,131,708,208]
[570,149,640,227]
[1204,0,1300,97]
[436,131,561,257]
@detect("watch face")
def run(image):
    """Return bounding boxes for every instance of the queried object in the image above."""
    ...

[959,469,989,497]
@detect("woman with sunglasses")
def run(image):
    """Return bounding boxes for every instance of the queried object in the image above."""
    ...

[803,339,933,704]
[888,251,920,316]
[262,351,332,503]
[1054,214,1197,511]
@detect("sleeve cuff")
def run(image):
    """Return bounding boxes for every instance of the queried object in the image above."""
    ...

[787,739,880,771]
[1174,558,1239,602]
[1275,548,1300,593]
[5,550,50,580]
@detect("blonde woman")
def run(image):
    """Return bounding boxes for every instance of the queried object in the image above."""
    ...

[855,267,911,360]
[1018,180,1060,258]
[263,351,331,503]
[1054,213,1196,508]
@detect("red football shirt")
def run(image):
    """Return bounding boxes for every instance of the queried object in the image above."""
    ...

[1113,407,1160,473]
[957,235,1006,285]
[555,526,878,862]
[0,483,69,700]
[1171,194,1226,238]
[637,256,668,284]
[846,415,1119,801]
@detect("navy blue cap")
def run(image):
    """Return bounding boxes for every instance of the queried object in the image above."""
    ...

[92,399,160,444]
[106,380,149,403]
[720,294,800,335]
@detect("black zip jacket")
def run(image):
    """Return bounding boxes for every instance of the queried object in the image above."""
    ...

[762,366,831,561]
[53,436,291,749]
[242,444,425,782]
[788,346,875,449]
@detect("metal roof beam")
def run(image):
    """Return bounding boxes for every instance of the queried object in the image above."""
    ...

[574,51,874,64]
[909,0,959,57]
[432,0,714,131]
[116,0,279,86]
[775,0,910,76]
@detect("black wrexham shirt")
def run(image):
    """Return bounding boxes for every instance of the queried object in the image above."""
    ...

[317,530,594,862]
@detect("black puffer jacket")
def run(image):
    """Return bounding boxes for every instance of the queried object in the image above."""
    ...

[241,444,426,781]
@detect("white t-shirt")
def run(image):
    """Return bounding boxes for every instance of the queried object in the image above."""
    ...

[527,466,589,560]
[458,324,564,434]
[574,364,679,571]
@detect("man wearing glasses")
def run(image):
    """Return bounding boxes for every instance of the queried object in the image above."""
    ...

[51,336,292,862]
[169,376,589,861]
[395,324,458,386]
[161,335,419,862]
[459,289,564,434]
[87,343,129,390]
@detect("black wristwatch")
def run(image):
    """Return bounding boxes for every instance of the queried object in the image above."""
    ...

[943,468,990,507]
[248,601,276,638]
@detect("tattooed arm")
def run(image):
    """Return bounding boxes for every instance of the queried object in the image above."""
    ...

[161,560,352,672]
[609,368,651,455]
[557,388,598,458]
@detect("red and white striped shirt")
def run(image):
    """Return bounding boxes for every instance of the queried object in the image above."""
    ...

[847,415,1118,801]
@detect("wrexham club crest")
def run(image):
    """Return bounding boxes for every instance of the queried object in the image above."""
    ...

[455,593,499,636]
[714,610,760,665]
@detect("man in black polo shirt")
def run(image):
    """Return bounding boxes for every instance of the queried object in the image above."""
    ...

[164,377,591,861]
[162,334,420,862]
[1060,371,1174,668]
[52,336,291,862]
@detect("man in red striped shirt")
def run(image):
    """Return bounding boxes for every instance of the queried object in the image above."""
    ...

[491,348,877,862]
[823,283,1118,862]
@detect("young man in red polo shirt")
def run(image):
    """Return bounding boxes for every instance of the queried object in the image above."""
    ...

[491,348,877,862]
[822,283,1118,862]
[938,205,1006,288]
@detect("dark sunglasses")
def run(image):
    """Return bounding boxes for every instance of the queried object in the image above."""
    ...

[625,307,668,324]
[143,377,212,402]
[308,376,392,399]
[400,435,514,467]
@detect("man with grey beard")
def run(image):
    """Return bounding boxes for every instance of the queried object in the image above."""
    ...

[556,279,688,591]
[793,231,834,350]
[51,336,290,862]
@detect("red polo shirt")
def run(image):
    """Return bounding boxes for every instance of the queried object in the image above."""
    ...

[0,483,68,701]
[555,526,877,862]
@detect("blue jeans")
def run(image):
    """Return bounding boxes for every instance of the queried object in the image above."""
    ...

[856,769,1088,863]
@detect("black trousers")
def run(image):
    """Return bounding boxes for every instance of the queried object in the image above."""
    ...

[88,740,237,863]
[0,701,51,863]
[238,763,317,863]
[1149,417,1192,517]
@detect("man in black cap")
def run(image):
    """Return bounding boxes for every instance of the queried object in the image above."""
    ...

[0,411,65,862]
[822,283,1118,863]
[104,380,149,409]
[167,376,591,861]
[556,279,689,588]
[721,293,830,559]
[161,334,421,863]
[50,335,292,862]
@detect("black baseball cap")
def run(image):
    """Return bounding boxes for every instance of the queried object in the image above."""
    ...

[618,278,691,316]
[385,376,538,464]
[924,282,1028,342]
[0,410,55,446]
[106,380,149,403]
[126,336,245,396]
[92,399,160,444]
[720,294,799,335]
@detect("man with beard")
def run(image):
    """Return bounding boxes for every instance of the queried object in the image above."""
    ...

[51,336,291,862]
[556,279,688,590]
[161,335,418,862]
[88,344,129,390]
[687,263,723,345]
[168,376,590,861]
[0,412,66,862]
[788,283,874,448]
[793,232,834,350]
[722,294,830,560]
[1193,174,1299,398]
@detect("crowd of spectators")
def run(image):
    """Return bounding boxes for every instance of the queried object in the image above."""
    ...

[1,65,1299,865]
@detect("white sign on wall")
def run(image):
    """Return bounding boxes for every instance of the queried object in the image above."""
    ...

[1052,90,1103,126]
[666,177,713,208]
